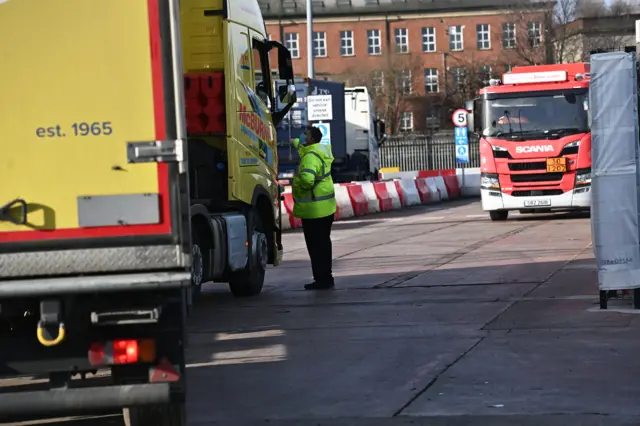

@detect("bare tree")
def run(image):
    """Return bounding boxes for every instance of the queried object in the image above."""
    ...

[577,0,632,17]
[576,0,606,18]
[502,0,580,65]
[343,52,426,134]
[607,0,634,15]
[496,1,553,65]
[442,53,504,107]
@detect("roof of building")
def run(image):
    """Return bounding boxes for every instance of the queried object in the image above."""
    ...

[259,0,552,19]
[565,13,640,36]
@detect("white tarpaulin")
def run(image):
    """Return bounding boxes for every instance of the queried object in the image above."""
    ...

[590,51,640,290]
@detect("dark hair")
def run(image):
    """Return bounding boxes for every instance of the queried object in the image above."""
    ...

[308,126,323,143]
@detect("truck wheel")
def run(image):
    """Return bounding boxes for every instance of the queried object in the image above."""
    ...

[190,233,205,299]
[489,210,509,221]
[123,402,186,426]
[229,208,267,297]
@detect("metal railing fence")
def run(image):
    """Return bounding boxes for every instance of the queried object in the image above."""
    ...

[379,132,480,171]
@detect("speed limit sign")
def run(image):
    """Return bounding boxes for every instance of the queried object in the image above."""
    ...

[452,109,468,127]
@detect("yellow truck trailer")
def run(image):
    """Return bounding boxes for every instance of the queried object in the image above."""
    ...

[0,0,296,423]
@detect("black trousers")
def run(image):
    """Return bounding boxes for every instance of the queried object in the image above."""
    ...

[301,214,334,284]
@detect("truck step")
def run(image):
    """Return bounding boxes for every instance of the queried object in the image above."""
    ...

[90,307,162,326]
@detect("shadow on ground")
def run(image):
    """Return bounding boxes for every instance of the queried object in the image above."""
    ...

[5,211,633,425]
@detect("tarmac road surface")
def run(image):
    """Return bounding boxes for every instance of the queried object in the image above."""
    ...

[4,200,640,425]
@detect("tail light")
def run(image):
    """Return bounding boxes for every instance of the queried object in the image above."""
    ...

[88,339,156,366]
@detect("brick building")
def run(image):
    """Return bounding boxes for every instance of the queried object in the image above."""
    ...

[260,0,550,132]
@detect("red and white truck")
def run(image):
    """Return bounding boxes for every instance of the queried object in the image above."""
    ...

[466,64,592,221]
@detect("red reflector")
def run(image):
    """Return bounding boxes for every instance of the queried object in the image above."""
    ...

[113,340,139,365]
[88,343,104,366]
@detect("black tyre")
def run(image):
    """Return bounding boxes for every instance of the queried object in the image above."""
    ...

[123,402,186,426]
[190,233,205,299]
[489,210,509,221]
[229,208,267,297]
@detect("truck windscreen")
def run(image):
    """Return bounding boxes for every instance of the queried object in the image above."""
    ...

[482,89,589,140]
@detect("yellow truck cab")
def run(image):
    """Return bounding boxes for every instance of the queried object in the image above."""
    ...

[181,0,296,301]
[0,0,295,423]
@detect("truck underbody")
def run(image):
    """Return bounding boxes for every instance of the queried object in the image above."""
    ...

[0,280,189,425]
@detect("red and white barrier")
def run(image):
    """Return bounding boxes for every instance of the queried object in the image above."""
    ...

[356,181,381,214]
[395,178,421,207]
[386,181,402,210]
[433,176,449,201]
[280,200,291,230]
[425,178,441,202]
[415,178,435,204]
[282,192,302,229]
[345,183,368,217]
[280,168,475,231]
[440,169,462,199]
[373,182,394,212]
[335,184,354,220]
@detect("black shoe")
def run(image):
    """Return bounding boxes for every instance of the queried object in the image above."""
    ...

[304,280,335,290]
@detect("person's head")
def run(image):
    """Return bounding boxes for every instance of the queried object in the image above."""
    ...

[304,126,323,145]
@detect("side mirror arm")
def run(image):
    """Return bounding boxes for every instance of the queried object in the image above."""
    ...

[272,102,293,127]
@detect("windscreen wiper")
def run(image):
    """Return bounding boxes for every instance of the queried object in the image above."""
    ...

[492,131,525,141]
[545,127,582,137]
[0,198,27,225]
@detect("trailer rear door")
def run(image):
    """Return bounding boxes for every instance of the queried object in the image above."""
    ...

[0,0,189,279]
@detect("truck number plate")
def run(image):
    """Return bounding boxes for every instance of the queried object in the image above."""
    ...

[546,158,566,173]
[524,199,551,207]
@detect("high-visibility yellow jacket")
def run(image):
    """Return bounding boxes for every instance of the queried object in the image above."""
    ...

[291,138,336,219]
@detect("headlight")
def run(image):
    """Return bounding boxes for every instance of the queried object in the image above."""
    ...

[492,145,508,152]
[481,173,500,189]
[576,172,591,185]
[564,140,581,148]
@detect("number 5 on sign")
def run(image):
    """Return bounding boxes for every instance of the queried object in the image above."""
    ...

[452,109,467,127]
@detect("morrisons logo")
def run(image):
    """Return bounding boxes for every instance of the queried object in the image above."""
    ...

[515,145,554,154]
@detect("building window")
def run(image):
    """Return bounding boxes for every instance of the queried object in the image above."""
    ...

[395,28,409,53]
[421,27,436,52]
[451,67,466,91]
[340,30,354,56]
[400,111,414,131]
[285,32,299,58]
[528,22,541,47]
[476,24,491,50]
[449,25,463,51]
[372,70,384,94]
[424,68,438,93]
[313,31,326,57]
[367,29,382,55]
[399,69,412,95]
[479,65,492,84]
[502,23,516,49]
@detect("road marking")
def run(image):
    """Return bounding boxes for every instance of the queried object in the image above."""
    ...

[423,216,445,220]
[465,214,487,218]
[337,218,404,225]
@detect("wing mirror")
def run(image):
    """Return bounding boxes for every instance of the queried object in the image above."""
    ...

[278,84,297,104]
[465,99,481,135]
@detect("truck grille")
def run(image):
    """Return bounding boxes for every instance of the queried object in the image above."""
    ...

[510,173,564,182]
[508,162,546,171]
[511,189,564,197]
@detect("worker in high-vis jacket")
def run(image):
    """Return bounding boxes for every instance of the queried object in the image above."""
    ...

[292,125,337,290]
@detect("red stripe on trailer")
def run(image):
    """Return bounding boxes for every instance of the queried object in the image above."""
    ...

[0,0,172,243]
